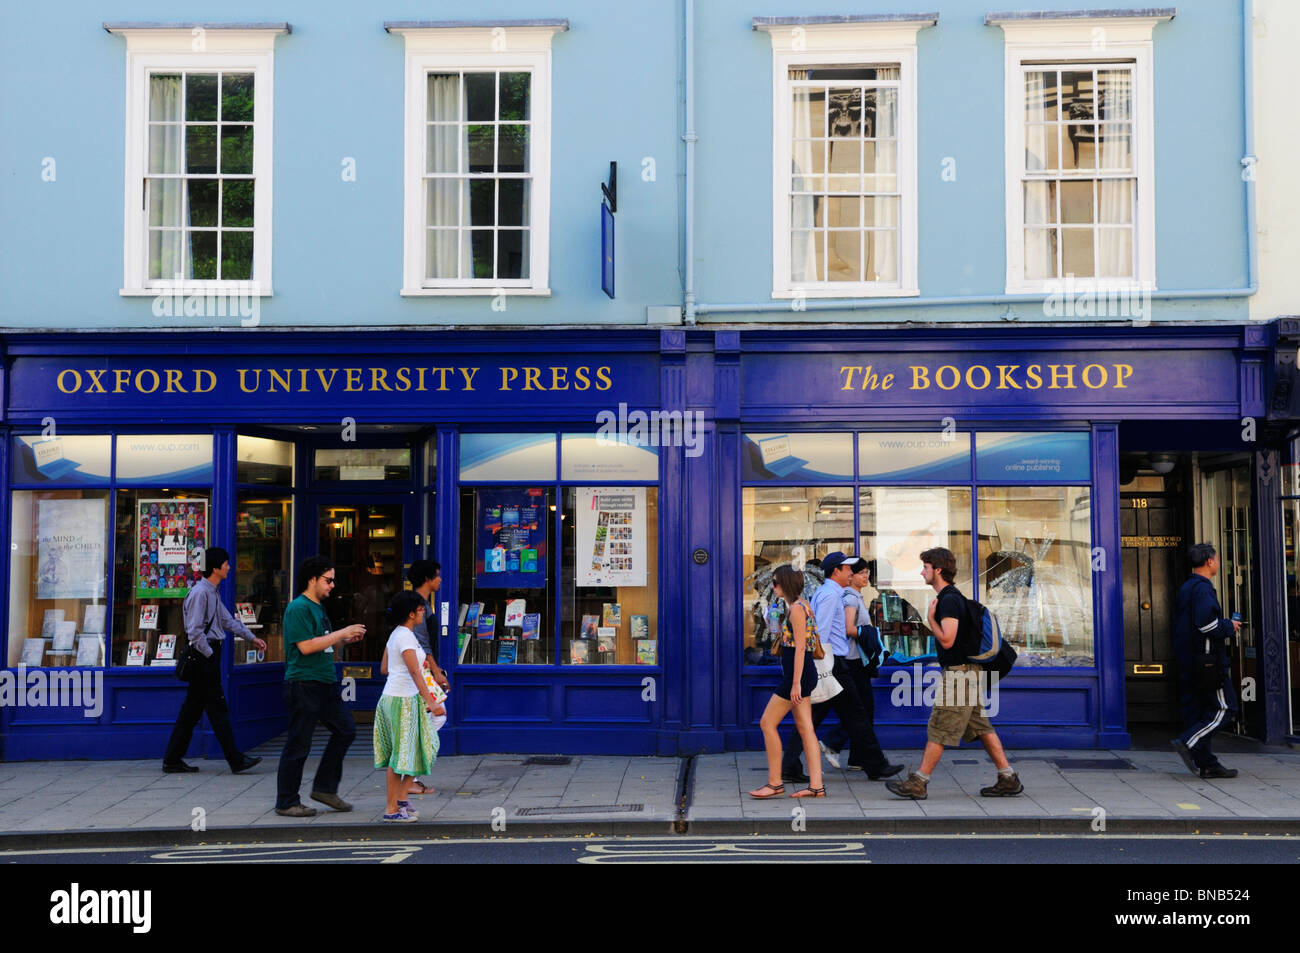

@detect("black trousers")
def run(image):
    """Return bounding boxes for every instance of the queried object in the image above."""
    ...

[781,655,889,775]
[276,680,356,809]
[163,649,244,768]
[1176,666,1237,770]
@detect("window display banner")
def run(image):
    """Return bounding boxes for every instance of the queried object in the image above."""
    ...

[36,499,108,600]
[742,433,854,482]
[976,432,1091,481]
[577,487,647,587]
[136,499,208,598]
[476,488,547,588]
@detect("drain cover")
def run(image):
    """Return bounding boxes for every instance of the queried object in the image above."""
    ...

[522,756,573,766]
[516,803,643,815]
[1052,757,1134,770]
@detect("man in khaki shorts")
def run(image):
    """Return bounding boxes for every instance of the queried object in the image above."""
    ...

[886,547,1023,800]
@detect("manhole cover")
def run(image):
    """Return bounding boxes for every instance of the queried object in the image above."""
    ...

[516,803,643,815]
[1052,758,1134,770]
[522,756,573,766]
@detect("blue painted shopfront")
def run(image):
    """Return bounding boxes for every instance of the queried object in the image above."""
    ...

[0,323,1288,759]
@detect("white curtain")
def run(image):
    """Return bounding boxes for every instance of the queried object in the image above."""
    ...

[1022,71,1053,280]
[427,74,471,279]
[871,85,898,282]
[148,75,184,280]
[1097,70,1133,279]
[789,71,818,284]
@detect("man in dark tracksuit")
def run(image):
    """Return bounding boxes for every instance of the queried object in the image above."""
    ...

[1171,542,1239,779]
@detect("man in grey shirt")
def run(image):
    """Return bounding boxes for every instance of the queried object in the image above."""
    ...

[163,546,266,774]
[408,560,448,690]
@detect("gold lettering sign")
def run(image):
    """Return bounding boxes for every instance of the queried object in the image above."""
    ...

[839,363,1135,392]
[1121,535,1183,548]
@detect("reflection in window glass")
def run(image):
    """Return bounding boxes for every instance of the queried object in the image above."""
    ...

[978,486,1093,666]
[742,486,855,663]
[234,496,292,665]
[859,487,973,660]
[562,488,658,665]
[8,490,110,667]
[237,435,294,485]
[457,487,553,664]
[313,448,410,481]
[112,489,211,667]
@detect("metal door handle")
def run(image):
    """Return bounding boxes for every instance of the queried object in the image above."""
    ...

[1140,601,1151,610]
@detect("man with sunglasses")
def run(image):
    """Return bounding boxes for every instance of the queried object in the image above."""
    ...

[274,555,367,817]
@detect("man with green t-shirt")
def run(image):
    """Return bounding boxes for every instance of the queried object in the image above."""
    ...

[274,555,366,817]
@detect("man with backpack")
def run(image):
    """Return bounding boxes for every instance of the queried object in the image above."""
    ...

[886,547,1022,800]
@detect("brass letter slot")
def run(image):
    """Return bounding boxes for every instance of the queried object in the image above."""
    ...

[342,666,372,680]
[1133,664,1164,675]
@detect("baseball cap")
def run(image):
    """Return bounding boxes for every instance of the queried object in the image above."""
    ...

[820,551,862,574]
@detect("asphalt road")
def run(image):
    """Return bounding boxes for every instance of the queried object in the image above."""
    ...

[3,833,1297,864]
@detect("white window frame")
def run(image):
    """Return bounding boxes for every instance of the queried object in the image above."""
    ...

[758,20,930,299]
[391,26,561,297]
[993,15,1172,294]
[111,26,281,297]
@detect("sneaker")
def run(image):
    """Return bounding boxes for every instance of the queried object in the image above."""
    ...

[885,772,928,800]
[396,800,419,818]
[1199,764,1238,779]
[383,808,418,823]
[274,803,318,818]
[819,741,841,769]
[1171,739,1199,776]
[980,772,1024,797]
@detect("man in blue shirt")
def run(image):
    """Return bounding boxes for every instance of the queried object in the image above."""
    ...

[780,552,902,782]
[1171,543,1239,779]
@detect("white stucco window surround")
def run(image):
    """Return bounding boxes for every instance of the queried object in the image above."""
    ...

[387,20,567,297]
[990,9,1175,295]
[755,15,935,300]
[108,23,286,297]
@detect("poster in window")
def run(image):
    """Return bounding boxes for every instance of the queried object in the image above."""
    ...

[577,487,647,587]
[36,498,108,600]
[475,488,547,588]
[136,498,208,599]
[874,487,950,589]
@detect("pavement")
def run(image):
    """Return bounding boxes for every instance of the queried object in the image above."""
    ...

[1,729,1298,846]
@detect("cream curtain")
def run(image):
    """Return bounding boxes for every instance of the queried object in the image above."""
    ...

[427,74,471,279]
[1097,70,1133,278]
[148,75,185,280]
[789,71,817,284]
[871,86,899,283]
[1022,71,1053,280]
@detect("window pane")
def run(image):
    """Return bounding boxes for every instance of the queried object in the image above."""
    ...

[827,139,860,178]
[116,435,215,484]
[312,448,411,482]
[469,179,495,225]
[860,486,974,660]
[1098,69,1132,122]
[186,125,217,174]
[112,490,210,666]
[149,123,182,174]
[741,486,854,661]
[497,229,529,280]
[223,180,255,228]
[499,125,529,173]
[186,73,219,122]
[1024,228,1059,280]
[1098,180,1132,224]
[1097,227,1134,278]
[149,229,185,280]
[427,73,460,121]
[790,229,822,283]
[467,125,494,172]
[826,196,862,228]
[220,125,253,174]
[233,496,291,665]
[743,433,853,482]
[460,434,556,481]
[149,74,182,121]
[426,179,462,229]
[1024,181,1058,225]
[1063,124,1096,170]
[865,139,896,178]
[237,435,294,484]
[858,432,972,481]
[1025,124,1058,172]
[1098,123,1132,171]
[427,228,461,279]
[470,229,493,278]
[826,87,862,138]
[1062,227,1095,276]
[221,231,253,280]
[563,488,658,665]
[458,487,553,665]
[868,88,897,139]
[222,73,255,122]
[149,179,183,227]
[426,124,463,174]
[1060,180,1094,225]
[499,179,529,226]
[499,72,530,120]
[1025,70,1058,122]
[978,486,1094,666]
[976,432,1092,482]
[8,490,110,669]
[826,229,861,282]
[187,179,218,227]
[1061,70,1095,120]
[465,72,495,121]
[866,229,898,282]
[11,435,112,484]
[189,230,217,279]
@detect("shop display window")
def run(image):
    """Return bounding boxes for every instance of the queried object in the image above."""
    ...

[977,486,1094,666]
[234,496,292,665]
[111,489,211,667]
[11,435,112,486]
[458,487,554,665]
[7,490,111,667]
[313,448,410,482]
[859,487,973,659]
[115,434,214,484]
[742,486,855,663]
[562,487,658,665]
[237,435,294,485]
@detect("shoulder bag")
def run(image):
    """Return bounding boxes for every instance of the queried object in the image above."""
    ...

[176,595,219,682]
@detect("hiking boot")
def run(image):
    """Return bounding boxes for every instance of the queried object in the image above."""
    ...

[980,772,1024,797]
[885,772,928,800]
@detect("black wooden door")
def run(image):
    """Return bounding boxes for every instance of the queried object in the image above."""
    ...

[1122,493,1185,724]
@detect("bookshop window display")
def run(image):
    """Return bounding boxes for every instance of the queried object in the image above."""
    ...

[741,430,1095,668]
[234,435,293,665]
[455,432,660,667]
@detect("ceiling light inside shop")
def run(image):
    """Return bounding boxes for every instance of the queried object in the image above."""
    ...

[779,505,792,512]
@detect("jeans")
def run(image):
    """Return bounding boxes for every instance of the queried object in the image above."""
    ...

[163,649,244,768]
[781,655,889,775]
[275,680,356,809]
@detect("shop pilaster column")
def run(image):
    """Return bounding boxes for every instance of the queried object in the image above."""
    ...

[1253,448,1289,744]
[1092,423,1129,747]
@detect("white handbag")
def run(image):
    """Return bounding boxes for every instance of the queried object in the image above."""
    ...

[808,653,842,703]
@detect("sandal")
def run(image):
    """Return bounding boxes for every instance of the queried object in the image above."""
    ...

[748,782,785,799]
[408,779,435,795]
[791,786,827,798]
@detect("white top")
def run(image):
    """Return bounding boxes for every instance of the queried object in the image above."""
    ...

[382,626,425,698]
